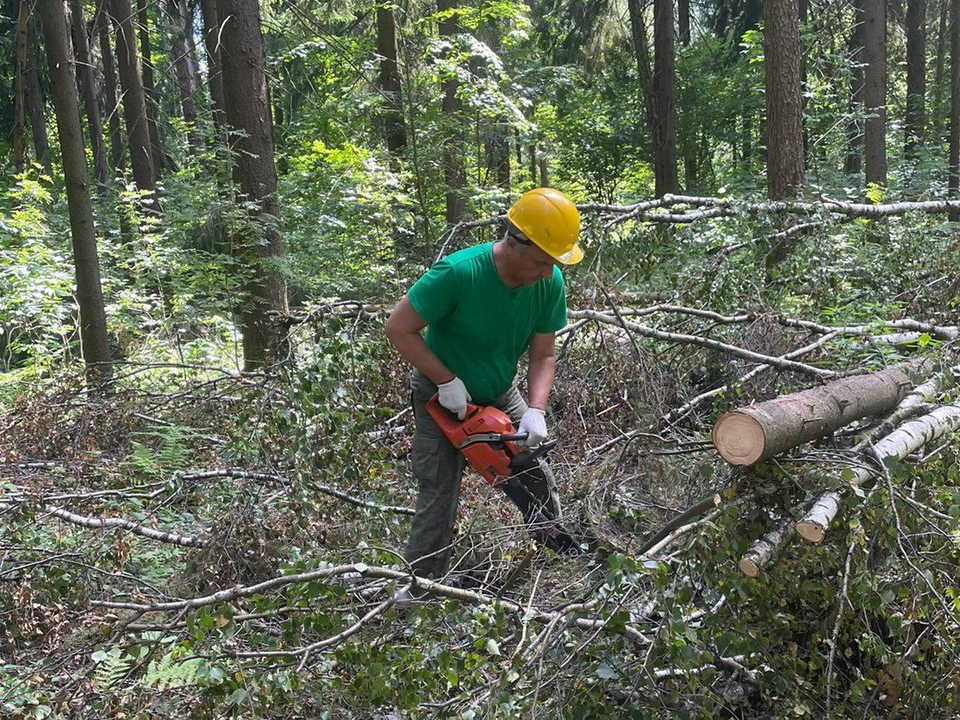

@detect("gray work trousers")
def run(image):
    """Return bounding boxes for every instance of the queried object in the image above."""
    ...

[404,370,562,578]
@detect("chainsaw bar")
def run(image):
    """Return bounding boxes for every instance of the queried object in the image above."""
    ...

[499,458,581,556]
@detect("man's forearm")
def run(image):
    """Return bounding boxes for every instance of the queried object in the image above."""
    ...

[527,355,555,410]
[389,330,455,385]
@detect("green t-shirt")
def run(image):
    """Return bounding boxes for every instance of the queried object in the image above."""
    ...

[407,242,568,403]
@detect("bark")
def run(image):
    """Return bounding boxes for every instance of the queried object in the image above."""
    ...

[14,0,28,174]
[627,0,656,138]
[110,0,157,195]
[376,2,406,161]
[678,0,690,45]
[796,405,960,542]
[863,0,886,188]
[739,518,794,577]
[439,0,466,223]
[764,0,805,199]
[26,16,54,177]
[215,0,289,369]
[712,362,926,466]
[844,0,865,175]
[198,0,227,134]
[38,0,112,388]
[653,0,679,196]
[905,0,927,155]
[95,0,125,173]
[933,0,948,141]
[950,0,960,219]
[167,0,202,149]
[136,0,164,173]
[67,0,109,192]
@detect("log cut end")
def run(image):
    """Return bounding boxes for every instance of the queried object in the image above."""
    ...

[795,520,826,543]
[738,557,760,577]
[712,411,766,465]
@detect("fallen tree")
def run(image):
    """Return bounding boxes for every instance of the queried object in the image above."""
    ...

[795,404,960,542]
[712,362,928,466]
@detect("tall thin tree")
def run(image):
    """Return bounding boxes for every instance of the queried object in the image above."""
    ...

[376,1,406,162]
[949,0,960,219]
[14,0,29,174]
[215,0,289,369]
[136,0,164,172]
[653,0,679,196]
[198,0,227,135]
[67,0,109,192]
[26,16,54,177]
[844,0,866,175]
[863,0,887,188]
[38,0,112,387]
[167,0,202,149]
[109,0,157,196]
[94,0,125,173]
[764,0,805,199]
[905,0,927,156]
[439,0,466,223]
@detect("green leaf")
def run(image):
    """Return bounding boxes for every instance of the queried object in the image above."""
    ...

[596,664,618,679]
[485,638,501,656]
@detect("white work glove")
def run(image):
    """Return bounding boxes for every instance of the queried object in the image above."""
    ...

[518,407,548,446]
[437,376,471,420]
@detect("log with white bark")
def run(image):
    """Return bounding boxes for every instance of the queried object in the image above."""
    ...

[738,518,795,577]
[712,362,928,466]
[795,404,960,542]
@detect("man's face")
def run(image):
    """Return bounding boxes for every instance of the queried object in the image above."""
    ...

[509,235,560,285]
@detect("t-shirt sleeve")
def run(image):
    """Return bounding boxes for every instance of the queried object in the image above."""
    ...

[407,259,461,323]
[536,270,567,334]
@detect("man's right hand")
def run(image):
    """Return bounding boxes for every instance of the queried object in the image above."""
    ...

[437,377,471,420]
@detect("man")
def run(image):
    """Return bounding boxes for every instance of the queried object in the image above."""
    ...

[385,187,583,579]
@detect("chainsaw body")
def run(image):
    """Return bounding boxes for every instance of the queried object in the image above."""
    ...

[426,396,523,485]
[426,394,579,556]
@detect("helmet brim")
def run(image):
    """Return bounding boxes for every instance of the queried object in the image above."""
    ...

[553,243,584,265]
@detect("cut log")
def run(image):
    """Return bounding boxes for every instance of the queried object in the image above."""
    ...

[795,404,960,542]
[713,361,927,465]
[738,518,794,576]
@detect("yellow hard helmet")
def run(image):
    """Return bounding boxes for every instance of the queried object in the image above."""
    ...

[506,188,583,265]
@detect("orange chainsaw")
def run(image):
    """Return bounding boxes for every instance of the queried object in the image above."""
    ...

[427,394,580,556]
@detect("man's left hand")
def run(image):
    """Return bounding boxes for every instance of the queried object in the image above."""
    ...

[518,407,548,446]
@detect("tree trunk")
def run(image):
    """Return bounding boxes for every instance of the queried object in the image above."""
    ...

[653,0,679,196]
[739,519,794,577]
[950,0,960,219]
[215,0,288,370]
[110,0,157,195]
[198,0,227,135]
[136,0,164,173]
[796,405,960,542]
[14,0,29,175]
[627,0,656,141]
[799,0,810,161]
[678,0,690,46]
[439,0,466,223]
[764,0,805,199]
[905,0,927,156]
[376,3,406,163]
[38,0,112,388]
[167,0,202,149]
[863,0,887,188]
[712,362,924,466]
[26,16,54,177]
[844,0,865,175]
[95,0,125,173]
[67,0,109,193]
[933,0,948,142]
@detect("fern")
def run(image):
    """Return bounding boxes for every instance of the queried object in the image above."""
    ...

[138,649,202,691]
[92,648,135,692]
